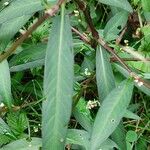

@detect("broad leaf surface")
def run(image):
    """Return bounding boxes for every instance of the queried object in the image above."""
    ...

[0,138,41,150]
[9,43,46,66]
[10,59,45,72]
[111,121,127,150]
[114,63,150,96]
[99,0,133,12]
[0,15,31,51]
[66,129,90,149]
[96,46,115,101]
[0,60,12,108]
[124,109,141,120]
[90,79,133,150]
[98,138,118,149]
[42,10,74,149]
[104,11,129,41]
[0,0,55,24]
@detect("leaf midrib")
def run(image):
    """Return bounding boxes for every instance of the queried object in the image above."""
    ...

[91,81,129,149]
[53,5,65,137]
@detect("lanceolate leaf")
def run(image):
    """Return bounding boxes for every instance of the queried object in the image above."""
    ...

[0,0,55,24]
[10,59,45,72]
[111,121,127,150]
[99,0,133,12]
[0,138,41,150]
[90,79,133,150]
[104,11,129,41]
[98,138,118,149]
[42,7,74,150]
[66,129,90,149]
[124,109,141,120]
[73,98,93,133]
[9,43,46,66]
[0,15,31,51]
[96,46,115,101]
[0,60,12,108]
[114,63,150,96]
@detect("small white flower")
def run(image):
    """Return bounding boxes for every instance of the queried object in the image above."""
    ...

[137,81,143,87]
[78,19,81,22]
[4,2,9,6]
[134,79,139,83]
[86,100,100,110]
[0,103,4,107]
[74,10,79,17]
[33,126,38,133]
[84,68,91,76]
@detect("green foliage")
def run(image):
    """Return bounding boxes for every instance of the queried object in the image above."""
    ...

[99,0,133,12]
[0,138,41,150]
[96,46,115,101]
[90,79,134,149]
[104,11,129,41]
[6,112,28,136]
[0,60,12,108]
[42,6,74,149]
[0,0,149,149]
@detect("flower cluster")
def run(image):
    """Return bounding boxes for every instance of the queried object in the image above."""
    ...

[86,100,100,110]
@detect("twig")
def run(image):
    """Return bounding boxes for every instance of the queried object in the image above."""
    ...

[0,0,65,62]
[74,0,99,48]
[72,1,150,89]
[116,26,127,45]
[98,38,132,73]
[71,27,90,44]
[110,57,150,62]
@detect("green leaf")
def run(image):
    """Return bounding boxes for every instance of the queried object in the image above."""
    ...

[0,60,12,108]
[66,129,90,149]
[73,98,93,133]
[136,138,148,150]
[98,138,118,149]
[99,0,133,12]
[10,59,45,72]
[0,118,13,146]
[96,46,115,101]
[0,118,11,135]
[7,112,28,136]
[0,15,31,51]
[104,11,129,41]
[142,0,150,12]
[0,138,41,150]
[114,63,150,96]
[111,121,127,150]
[42,8,74,150]
[126,130,138,142]
[124,109,141,120]
[0,0,50,24]
[9,43,46,66]
[90,79,134,150]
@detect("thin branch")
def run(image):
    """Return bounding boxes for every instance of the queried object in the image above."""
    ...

[110,57,150,62]
[116,26,127,45]
[72,27,150,89]
[74,0,99,48]
[71,27,91,44]
[0,0,65,62]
